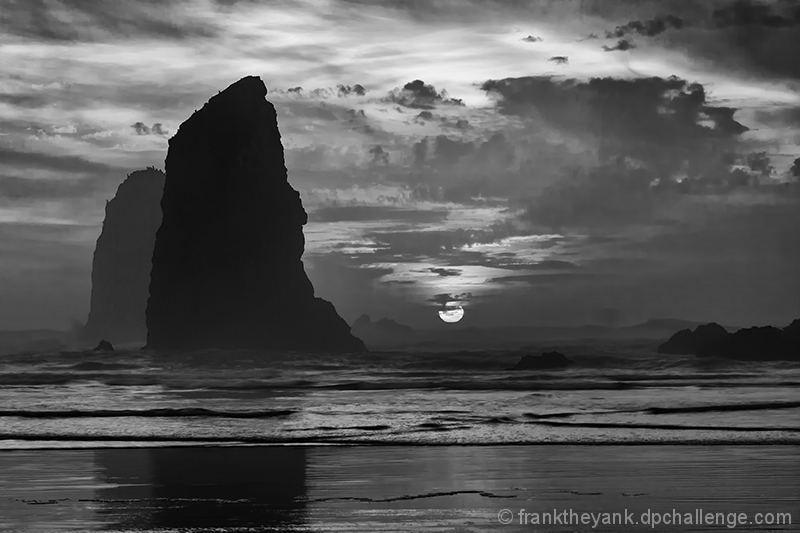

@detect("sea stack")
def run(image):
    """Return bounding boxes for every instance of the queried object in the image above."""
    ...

[84,168,165,344]
[146,76,365,352]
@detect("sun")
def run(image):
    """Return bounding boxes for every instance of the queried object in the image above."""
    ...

[438,304,465,323]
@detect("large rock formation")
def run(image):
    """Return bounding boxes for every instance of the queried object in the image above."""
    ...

[146,76,365,352]
[84,168,165,344]
[657,323,728,355]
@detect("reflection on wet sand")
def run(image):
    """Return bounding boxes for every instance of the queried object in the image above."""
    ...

[96,447,307,530]
[1,445,797,532]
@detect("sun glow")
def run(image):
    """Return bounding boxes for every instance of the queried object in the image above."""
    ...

[438,304,465,323]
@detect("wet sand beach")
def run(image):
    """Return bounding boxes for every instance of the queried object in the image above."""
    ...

[1,445,798,532]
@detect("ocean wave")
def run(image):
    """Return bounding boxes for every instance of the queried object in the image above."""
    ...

[522,400,800,421]
[0,408,295,419]
[644,400,800,414]
[527,420,800,432]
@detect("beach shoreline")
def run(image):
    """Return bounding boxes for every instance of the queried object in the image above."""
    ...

[2,444,797,532]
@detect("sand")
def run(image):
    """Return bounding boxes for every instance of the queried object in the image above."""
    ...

[1,445,798,532]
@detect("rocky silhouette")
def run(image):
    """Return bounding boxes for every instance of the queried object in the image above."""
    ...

[92,340,114,352]
[657,322,728,354]
[146,76,365,352]
[697,323,800,361]
[785,319,800,338]
[352,314,412,334]
[511,351,574,370]
[84,168,165,344]
[349,314,415,350]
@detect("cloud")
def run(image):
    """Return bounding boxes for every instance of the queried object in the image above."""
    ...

[131,122,168,136]
[713,1,800,29]
[745,151,773,176]
[427,292,472,307]
[427,267,461,277]
[131,122,150,135]
[0,145,116,174]
[592,0,800,80]
[308,205,448,223]
[548,56,569,64]
[275,84,369,99]
[486,272,589,284]
[337,84,367,96]
[606,15,684,38]
[480,75,749,178]
[602,38,635,51]
[368,145,389,165]
[0,174,105,200]
[0,0,223,42]
[385,79,465,109]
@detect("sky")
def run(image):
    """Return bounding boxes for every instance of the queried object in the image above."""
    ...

[1,0,799,331]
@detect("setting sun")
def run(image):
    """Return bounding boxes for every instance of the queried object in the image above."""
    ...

[438,304,465,323]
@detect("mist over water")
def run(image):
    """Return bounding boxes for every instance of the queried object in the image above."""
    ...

[2,343,798,448]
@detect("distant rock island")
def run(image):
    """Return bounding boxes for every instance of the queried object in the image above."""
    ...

[146,76,365,352]
[84,168,165,344]
[659,319,799,361]
[351,314,412,348]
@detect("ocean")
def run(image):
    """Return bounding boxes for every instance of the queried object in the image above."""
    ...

[1,342,798,448]
[2,342,799,531]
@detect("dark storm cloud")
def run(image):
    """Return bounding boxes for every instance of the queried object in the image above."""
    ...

[790,158,800,178]
[602,38,636,51]
[606,15,684,38]
[703,107,749,136]
[712,0,800,28]
[745,152,773,176]
[521,162,663,229]
[0,0,230,42]
[405,131,539,204]
[593,0,800,80]
[480,75,748,177]
[385,80,465,110]
[548,56,569,64]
